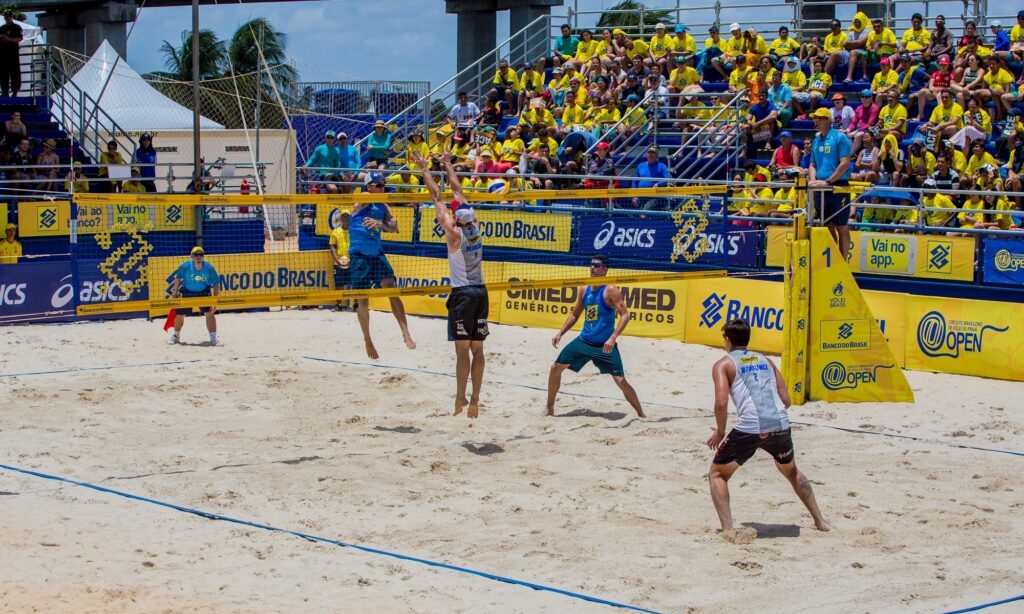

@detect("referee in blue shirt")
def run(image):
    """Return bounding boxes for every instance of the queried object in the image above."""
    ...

[169,246,221,346]
[808,107,853,261]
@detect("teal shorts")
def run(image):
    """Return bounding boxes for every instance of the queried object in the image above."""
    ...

[556,337,625,376]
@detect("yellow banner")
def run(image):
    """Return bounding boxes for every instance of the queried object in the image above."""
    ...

[905,295,1023,380]
[72,185,727,207]
[683,277,785,354]
[767,228,975,281]
[17,201,195,237]
[862,290,907,366]
[314,203,415,243]
[496,263,687,339]
[147,251,335,315]
[418,209,573,252]
[807,228,913,402]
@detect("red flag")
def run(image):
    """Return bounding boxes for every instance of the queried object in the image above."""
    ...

[162,309,177,332]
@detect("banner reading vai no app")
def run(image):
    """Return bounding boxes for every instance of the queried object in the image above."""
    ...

[315,203,416,243]
[906,296,1023,381]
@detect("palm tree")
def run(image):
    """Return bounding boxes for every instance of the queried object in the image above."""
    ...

[596,0,674,33]
[157,28,227,81]
[226,18,298,105]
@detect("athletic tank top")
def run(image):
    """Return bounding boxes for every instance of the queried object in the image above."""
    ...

[775,144,797,168]
[448,224,484,287]
[579,285,615,344]
[728,349,790,434]
[348,203,387,256]
[859,147,878,168]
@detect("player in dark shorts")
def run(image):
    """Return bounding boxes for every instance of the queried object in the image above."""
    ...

[706,318,830,542]
[545,255,645,418]
[414,150,488,418]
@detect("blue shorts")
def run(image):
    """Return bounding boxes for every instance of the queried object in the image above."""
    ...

[556,337,625,376]
[822,180,851,227]
[180,287,213,315]
[349,253,395,290]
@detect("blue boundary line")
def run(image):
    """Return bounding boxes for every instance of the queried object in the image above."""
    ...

[939,594,1024,613]
[0,462,668,614]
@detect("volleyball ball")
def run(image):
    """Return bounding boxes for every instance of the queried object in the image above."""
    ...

[487,178,510,195]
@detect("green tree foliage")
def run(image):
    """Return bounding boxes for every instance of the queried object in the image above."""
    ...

[596,0,674,32]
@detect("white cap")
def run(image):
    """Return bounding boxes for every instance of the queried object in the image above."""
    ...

[454,207,475,225]
[655,23,666,30]
[729,22,741,31]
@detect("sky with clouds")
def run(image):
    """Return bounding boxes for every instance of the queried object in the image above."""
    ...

[31,0,809,89]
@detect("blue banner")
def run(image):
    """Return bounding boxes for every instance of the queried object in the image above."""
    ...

[982,237,1024,285]
[0,261,75,323]
[578,217,760,268]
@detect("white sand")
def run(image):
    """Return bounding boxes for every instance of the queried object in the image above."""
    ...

[1,310,1021,614]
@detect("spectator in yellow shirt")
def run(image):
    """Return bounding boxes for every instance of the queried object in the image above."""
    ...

[844,12,872,50]
[517,64,545,112]
[0,223,21,264]
[898,13,931,54]
[65,161,89,193]
[741,27,768,67]
[876,90,908,139]
[328,209,351,309]
[121,166,146,193]
[823,19,850,77]
[727,54,750,93]
[847,19,897,83]
[574,29,600,64]
[711,23,745,80]
[488,59,520,115]
[649,23,673,72]
[667,59,700,93]
[978,56,1014,120]
[923,89,964,138]
[870,56,900,105]
[671,23,697,67]
[767,25,800,63]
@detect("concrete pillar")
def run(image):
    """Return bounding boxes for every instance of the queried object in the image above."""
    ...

[37,1,137,60]
[509,5,550,69]
[801,0,836,40]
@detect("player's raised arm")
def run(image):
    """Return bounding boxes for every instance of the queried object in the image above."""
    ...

[442,153,468,206]
[412,150,457,240]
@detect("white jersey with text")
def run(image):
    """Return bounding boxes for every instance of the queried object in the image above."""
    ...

[448,224,484,287]
[728,349,790,434]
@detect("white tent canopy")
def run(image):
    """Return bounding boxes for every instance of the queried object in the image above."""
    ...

[16,20,43,45]
[51,40,223,131]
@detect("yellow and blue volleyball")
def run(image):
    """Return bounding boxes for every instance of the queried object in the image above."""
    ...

[487,178,510,195]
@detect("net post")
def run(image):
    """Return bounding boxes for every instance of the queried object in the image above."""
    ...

[784,211,810,405]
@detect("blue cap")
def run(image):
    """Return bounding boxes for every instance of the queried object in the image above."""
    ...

[860,89,873,98]
[779,130,792,138]
[325,130,336,138]
[675,24,686,33]
[364,171,385,185]
[626,94,640,102]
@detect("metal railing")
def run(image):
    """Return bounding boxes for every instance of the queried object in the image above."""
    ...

[44,48,137,166]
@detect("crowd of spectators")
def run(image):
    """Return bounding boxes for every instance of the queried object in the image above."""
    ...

[306,15,1024,230]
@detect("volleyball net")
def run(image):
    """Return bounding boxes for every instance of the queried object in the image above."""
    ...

[50,184,768,318]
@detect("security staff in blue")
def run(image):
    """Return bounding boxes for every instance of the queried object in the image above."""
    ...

[169,246,221,346]
[546,255,645,418]
[808,106,853,261]
[350,171,416,360]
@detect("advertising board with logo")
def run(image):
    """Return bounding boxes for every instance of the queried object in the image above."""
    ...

[765,227,974,281]
[420,209,572,252]
[18,201,196,237]
[580,217,759,268]
[906,296,1022,380]
[981,237,1024,285]
[684,277,785,353]
[0,261,76,323]
[147,251,336,315]
[807,228,913,402]
[861,290,907,366]
[497,263,688,339]
[315,203,415,243]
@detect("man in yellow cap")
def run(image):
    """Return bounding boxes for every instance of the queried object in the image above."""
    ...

[168,246,221,345]
[65,161,89,193]
[0,223,21,264]
[121,167,146,193]
[328,208,352,310]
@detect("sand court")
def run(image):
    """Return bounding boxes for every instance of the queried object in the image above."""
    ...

[1,310,1022,613]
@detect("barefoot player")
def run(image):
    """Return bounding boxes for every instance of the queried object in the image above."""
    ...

[349,171,416,359]
[546,255,645,418]
[414,150,488,418]
[707,318,830,542]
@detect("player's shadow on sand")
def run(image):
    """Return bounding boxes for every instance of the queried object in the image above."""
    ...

[373,426,422,434]
[560,408,627,421]
[174,340,219,347]
[741,522,801,538]
[461,442,504,456]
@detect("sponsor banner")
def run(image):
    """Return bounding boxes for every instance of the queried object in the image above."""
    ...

[765,228,975,281]
[147,251,335,315]
[18,201,195,237]
[1,203,6,229]
[367,255,504,318]
[906,296,1023,380]
[580,217,759,267]
[981,237,1024,285]
[0,260,75,322]
[808,228,913,402]
[862,290,907,367]
[315,203,415,243]
[420,209,572,252]
[684,278,785,353]
[497,263,687,339]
